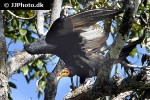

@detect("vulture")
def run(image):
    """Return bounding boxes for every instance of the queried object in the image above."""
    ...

[24,9,123,84]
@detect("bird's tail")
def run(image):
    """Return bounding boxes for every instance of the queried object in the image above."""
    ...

[68,9,123,30]
[24,37,56,54]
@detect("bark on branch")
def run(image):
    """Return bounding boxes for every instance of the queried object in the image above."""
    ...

[44,59,66,100]
[7,51,51,77]
[50,0,63,27]
[64,67,150,100]
[37,10,45,36]
[0,10,8,100]
[44,0,63,100]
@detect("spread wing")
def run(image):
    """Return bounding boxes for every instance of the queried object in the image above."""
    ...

[25,9,122,55]
[46,9,122,40]
[65,9,123,31]
[45,9,122,54]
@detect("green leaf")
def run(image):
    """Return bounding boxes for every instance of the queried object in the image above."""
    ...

[41,81,46,86]
[19,29,27,35]
[129,48,137,58]
[37,81,46,93]
[22,66,28,75]
[9,82,17,89]
[36,60,44,68]
[29,25,36,31]
[34,71,41,77]
[133,23,143,31]
[12,19,19,28]
[98,0,105,3]
[27,10,35,18]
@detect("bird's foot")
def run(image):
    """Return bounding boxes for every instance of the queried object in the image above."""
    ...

[56,68,70,81]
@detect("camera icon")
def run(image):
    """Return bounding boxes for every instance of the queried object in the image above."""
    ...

[4,3,9,8]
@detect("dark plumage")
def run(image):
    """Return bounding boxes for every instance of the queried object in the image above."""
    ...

[24,9,123,83]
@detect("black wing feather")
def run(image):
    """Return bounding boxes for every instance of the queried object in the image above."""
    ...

[65,9,123,30]
[46,9,123,44]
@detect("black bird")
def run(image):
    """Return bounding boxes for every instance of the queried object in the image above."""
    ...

[24,9,123,84]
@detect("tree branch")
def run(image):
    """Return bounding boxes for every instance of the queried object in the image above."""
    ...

[44,0,63,100]
[121,61,144,69]
[0,11,7,72]
[64,66,150,100]
[0,10,8,100]
[7,51,51,77]
[52,59,66,75]
[6,10,36,20]
[37,10,45,36]
[50,0,63,27]
[134,0,141,17]
[44,59,66,100]
[44,73,57,100]
[112,91,133,100]
[110,5,134,59]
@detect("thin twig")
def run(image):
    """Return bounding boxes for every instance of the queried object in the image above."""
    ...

[6,10,36,20]
[121,61,144,69]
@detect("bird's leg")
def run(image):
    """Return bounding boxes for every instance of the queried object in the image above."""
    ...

[76,75,79,88]
[79,77,86,86]
[70,77,76,91]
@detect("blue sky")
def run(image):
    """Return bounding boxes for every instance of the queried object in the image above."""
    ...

[10,72,72,100]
